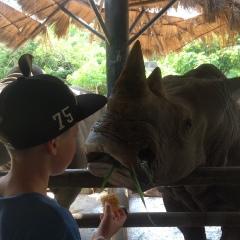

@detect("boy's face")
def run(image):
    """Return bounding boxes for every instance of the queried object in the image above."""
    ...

[50,123,79,176]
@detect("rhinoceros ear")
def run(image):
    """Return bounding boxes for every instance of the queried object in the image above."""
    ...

[226,77,240,101]
[147,67,167,98]
[18,54,33,77]
[113,40,148,97]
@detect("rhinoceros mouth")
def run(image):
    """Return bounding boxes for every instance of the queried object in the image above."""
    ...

[87,151,155,191]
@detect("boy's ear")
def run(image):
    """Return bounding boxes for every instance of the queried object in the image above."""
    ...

[46,138,59,156]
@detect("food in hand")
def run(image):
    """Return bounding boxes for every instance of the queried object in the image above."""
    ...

[101,193,120,212]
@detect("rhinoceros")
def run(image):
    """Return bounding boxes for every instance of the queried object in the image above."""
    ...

[85,40,240,239]
[0,54,104,209]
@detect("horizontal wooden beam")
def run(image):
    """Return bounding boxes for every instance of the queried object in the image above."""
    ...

[1,167,240,188]
[1,167,240,229]
[74,211,240,228]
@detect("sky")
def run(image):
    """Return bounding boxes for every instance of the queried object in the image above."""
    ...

[167,6,200,19]
[2,0,21,10]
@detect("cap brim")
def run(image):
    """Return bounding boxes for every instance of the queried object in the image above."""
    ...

[75,93,107,121]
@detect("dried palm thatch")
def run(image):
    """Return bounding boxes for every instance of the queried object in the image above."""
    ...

[0,1,48,49]
[128,9,239,57]
[17,0,96,38]
[127,0,240,56]
[0,0,240,56]
[0,0,96,51]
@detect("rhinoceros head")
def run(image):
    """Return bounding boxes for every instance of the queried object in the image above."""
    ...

[86,40,240,191]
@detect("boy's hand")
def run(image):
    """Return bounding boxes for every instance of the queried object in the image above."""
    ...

[92,201,127,240]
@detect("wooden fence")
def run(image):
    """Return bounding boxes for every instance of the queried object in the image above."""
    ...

[1,167,240,229]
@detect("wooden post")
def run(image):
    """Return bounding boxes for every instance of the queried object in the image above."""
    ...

[105,0,129,96]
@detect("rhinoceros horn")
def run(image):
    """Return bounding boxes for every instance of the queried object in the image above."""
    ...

[147,67,167,98]
[113,40,148,98]
[18,54,33,77]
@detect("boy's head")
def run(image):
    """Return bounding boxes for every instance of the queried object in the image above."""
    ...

[0,74,107,150]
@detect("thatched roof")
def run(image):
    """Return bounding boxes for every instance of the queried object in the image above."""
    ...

[0,0,240,56]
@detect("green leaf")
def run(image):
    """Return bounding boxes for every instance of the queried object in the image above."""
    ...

[100,165,116,191]
[100,166,156,226]
[130,170,147,209]
[130,170,156,226]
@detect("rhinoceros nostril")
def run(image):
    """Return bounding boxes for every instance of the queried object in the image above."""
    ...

[138,148,156,165]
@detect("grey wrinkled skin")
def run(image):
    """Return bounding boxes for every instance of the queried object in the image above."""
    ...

[86,41,240,239]
[0,54,103,209]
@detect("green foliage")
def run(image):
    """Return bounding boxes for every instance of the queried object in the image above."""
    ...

[67,59,107,95]
[0,42,40,79]
[64,28,107,94]
[0,45,12,79]
[158,37,240,78]
[0,26,107,95]
[35,27,107,94]
[1,26,240,96]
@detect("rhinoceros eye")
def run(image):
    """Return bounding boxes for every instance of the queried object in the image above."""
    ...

[182,118,193,135]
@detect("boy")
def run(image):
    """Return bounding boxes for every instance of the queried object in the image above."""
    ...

[0,74,127,240]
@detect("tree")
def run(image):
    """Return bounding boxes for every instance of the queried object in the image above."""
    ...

[1,27,240,96]
[158,37,240,78]
[0,26,107,94]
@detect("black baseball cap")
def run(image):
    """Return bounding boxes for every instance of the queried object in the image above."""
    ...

[0,74,107,149]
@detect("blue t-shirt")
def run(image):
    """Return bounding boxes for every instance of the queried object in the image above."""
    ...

[0,192,81,240]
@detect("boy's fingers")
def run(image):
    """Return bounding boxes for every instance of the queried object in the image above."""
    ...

[113,211,120,219]
[105,201,111,208]
[105,202,113,212]
[117,208,126,216]
[104,202,126,220]
[104,201,114,218]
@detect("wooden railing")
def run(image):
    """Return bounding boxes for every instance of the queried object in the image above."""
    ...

[1,167,240,228]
